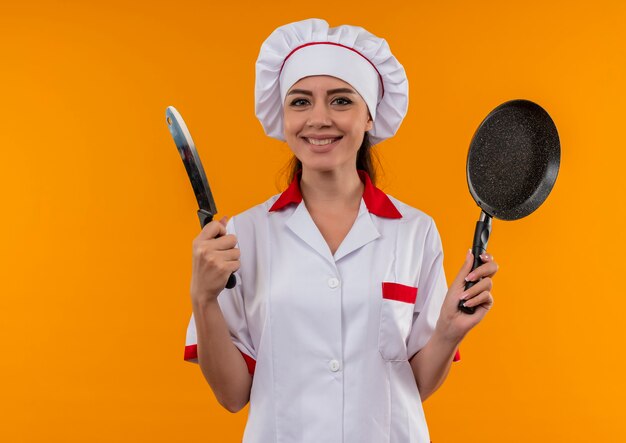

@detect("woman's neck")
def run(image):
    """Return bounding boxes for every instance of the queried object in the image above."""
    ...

[299,167,364,212]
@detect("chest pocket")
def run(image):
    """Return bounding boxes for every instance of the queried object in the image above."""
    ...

[378,282,418,361]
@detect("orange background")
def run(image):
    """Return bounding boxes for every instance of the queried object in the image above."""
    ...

[1,1,625,441]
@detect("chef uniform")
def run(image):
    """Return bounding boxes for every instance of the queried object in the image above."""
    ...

[184,18,460,443]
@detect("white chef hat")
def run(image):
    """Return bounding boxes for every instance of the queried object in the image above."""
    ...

[255,18,409,145]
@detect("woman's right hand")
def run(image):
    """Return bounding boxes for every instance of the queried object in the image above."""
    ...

[190,216,240,305]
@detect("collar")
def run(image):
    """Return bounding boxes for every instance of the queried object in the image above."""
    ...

[269,169,402,219]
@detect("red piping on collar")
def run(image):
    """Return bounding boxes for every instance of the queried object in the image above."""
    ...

[269,169,402,219]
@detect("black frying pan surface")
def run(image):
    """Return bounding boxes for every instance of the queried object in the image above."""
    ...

[467,99,560,221]
[459,99,560,314]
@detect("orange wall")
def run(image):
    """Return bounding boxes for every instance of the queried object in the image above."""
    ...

[1,1,624,442]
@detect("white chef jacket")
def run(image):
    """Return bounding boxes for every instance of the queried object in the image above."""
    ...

[185,170,460,443]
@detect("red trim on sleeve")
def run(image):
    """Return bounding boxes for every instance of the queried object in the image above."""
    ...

[269,169,402,219]
[184,344,198,361]
[240,351,256,376]
[382,282,418,304]
[453,349,461,362]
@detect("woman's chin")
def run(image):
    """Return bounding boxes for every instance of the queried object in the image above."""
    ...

[299,158,355,174]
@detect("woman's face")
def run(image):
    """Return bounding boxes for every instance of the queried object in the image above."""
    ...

[283,75,373,173]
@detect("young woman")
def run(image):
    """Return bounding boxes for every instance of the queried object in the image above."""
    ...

[184,18,498,443]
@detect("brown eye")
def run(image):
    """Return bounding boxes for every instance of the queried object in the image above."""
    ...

[332,97,352,105]
[290,98,309,106]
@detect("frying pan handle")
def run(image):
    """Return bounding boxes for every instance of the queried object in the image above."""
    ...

[198,209,237,290]
[458,212,492,314]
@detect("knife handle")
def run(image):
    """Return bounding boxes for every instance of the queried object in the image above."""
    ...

[198,209,237,289]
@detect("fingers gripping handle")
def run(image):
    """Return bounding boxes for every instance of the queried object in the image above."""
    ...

[198,209,237,290]
[458,212,492,314]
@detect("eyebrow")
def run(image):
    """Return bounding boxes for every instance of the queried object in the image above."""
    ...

[287,88,356,96]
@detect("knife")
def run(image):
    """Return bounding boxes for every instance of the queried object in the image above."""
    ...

[165,105,236,289]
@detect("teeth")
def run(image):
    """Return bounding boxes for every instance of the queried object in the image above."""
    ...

[306,138,339,146]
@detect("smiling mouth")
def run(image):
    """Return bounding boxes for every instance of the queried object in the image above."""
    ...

[303,137,343,146]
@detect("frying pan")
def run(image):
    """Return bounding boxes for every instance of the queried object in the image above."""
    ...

[459,99,560,314]
[166,106,236,289]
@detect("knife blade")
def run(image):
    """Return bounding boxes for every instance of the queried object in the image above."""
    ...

[166,105,236,289]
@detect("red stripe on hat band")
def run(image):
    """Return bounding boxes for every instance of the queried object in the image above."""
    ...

[381,282,418,304]
[280,42,385,99]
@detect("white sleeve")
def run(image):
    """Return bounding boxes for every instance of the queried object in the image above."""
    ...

[183,217,257,374]
[406,217,461,362]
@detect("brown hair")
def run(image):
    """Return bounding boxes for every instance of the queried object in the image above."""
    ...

[279,132,381,189]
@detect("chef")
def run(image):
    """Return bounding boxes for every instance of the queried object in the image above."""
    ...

[184,18,498,443]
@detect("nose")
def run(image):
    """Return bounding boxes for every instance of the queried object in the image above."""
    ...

[306,102,332,127]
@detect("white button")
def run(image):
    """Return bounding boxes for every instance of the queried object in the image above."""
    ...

[329,360,341,372]
[328,277,340,288]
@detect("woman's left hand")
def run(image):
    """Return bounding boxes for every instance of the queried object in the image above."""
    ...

[435,249,499,343]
